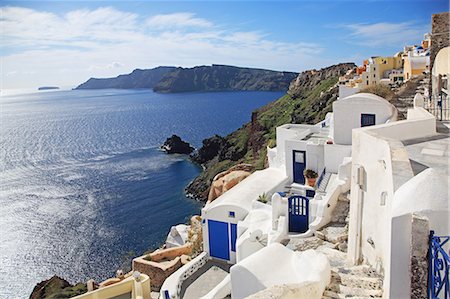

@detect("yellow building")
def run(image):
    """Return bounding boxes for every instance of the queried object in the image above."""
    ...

[356,56,403,88]
[403,55,429,80]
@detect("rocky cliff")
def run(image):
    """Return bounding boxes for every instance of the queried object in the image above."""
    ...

[153,64,298,93]
[75,66,176,89]
[29,276,86,299]
[186,63,356,201]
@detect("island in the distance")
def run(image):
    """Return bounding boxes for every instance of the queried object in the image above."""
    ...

[74,64,298,93]
[38,86,59,90]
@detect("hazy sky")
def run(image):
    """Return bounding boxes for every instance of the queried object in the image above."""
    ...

[1,0,448,89]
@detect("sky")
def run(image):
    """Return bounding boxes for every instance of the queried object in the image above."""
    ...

[1,0,448,89]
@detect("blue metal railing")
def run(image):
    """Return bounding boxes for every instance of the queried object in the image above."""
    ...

[317,167,326,189]
[428,230,450,299]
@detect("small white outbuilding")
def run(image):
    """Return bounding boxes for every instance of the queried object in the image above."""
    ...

[332,93,398,145]
[201,167,288,264]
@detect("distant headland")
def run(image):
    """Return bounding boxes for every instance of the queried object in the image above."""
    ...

[74,65,298,93]
[38,86,59,90]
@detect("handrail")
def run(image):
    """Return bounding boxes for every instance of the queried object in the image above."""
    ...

[317,167,326,190]
[428,230,450,299]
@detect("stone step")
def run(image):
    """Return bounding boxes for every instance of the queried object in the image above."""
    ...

[318,225,348,244]
[322,291,381,299]
[326,284,383,297]
[334,265,383,280]
[330,271,383,290]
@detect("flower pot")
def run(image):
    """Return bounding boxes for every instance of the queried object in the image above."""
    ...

[306,177,317,187]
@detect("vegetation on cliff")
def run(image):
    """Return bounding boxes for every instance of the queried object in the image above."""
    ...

[186,63,356,201]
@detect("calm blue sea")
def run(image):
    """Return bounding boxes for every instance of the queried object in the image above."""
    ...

[0,89,283,298]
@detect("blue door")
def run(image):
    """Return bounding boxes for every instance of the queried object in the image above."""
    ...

[361,113,376,127]
[293,150,306,184]
[208,220,230,260]
[288,196,309,233]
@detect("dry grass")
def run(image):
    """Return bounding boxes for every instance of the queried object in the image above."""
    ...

[360,84,397,102]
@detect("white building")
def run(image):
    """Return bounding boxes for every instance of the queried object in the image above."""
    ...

[164,91,449,299]
[202,93,397,265]
[347,100,450,298]
[201,167,288,264]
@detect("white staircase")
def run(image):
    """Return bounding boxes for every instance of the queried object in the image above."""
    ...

[317,172,332,193]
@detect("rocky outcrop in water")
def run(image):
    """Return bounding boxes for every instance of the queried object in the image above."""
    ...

[30,275,86,299]
[38,86,59,90]
[161,135,194,154]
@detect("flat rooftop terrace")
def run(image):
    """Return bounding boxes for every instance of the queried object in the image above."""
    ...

[279,123,331,143]
[403,121,450,179]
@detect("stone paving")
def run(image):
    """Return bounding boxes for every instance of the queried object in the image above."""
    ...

[182,265,229,299]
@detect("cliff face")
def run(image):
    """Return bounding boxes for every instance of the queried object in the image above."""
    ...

[153,65,298,93]
[75,66,176,89]
[186,62,356,201]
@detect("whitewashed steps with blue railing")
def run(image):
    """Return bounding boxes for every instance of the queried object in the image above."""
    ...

[317,172,332,193]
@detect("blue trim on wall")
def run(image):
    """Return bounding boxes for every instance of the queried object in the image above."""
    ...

[230,223,237,252]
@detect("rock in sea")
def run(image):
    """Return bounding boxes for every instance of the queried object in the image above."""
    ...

[161,135,194,155]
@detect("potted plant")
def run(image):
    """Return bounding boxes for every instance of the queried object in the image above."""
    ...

[303,169,318,187]
[258,192,269,204]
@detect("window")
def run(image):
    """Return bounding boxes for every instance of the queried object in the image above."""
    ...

[229,211,235,218]
[361,113,376,127]
[294,152,304,163]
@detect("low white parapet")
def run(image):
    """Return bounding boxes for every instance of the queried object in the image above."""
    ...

[72,273,151,299]
[230,244,330,299]
[159,252,208,299]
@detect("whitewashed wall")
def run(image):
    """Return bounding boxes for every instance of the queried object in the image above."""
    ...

[347,129,400,269]
[333,93,397,145]
[324,144,352,173]
[347,106,443,299]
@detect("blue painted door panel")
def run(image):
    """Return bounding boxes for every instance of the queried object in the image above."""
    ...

[288,196,309,233]
[293,150,306,184]
[230,223,237,252]
[208,220,230,260]
[361,113,376,127]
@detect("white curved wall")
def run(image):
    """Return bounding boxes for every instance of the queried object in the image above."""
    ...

[333,93,397,145]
